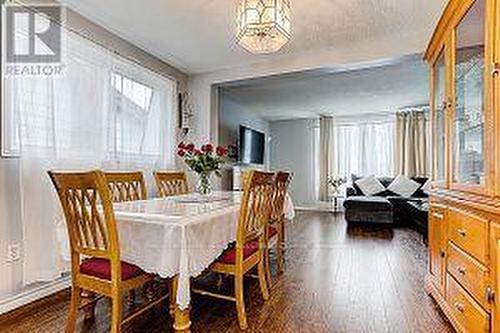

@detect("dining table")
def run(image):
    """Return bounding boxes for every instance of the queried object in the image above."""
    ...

[57,190,295,332]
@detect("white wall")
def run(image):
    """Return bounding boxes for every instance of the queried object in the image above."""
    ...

[219,91,270,190]
[270,118,319,207]
[0,159,23,297]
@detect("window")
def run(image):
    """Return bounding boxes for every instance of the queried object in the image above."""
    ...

[1,28,176,167]
[109,71,165,161]
[333,120,395,178]
[112,73,153,112]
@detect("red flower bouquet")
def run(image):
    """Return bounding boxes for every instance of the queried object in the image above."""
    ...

[177,142,228,194]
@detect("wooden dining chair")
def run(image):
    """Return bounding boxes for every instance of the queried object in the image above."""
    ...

[49,170,166,333]
[153,171,189,197]
[104,171,148,203]
[104,171,150,308]
[265,171,291,283]
[192,170,274,330]
[240,170,251,190]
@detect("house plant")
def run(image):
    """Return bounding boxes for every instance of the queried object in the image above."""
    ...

[177,142,227,195]
[327,176,347,196]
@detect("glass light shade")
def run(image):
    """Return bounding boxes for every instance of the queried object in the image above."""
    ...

[236,0,291,54]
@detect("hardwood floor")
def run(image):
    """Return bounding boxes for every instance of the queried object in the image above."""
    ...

[0,211,452,332]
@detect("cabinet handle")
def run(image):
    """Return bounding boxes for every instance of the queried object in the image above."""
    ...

[457,267,466,275]
[492,63,499,77]
[432,212,444,220]
[440,249,446,258]
[454,302,465,313]
[486,287,495,303]
[443,97,454,109]
[457,228,467,237]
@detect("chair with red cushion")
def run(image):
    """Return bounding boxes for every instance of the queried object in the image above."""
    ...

[103,171,150,309]
[193,170,275,330]
[80,258,145,281]
[265,171,291,283]
[49,170,165,333]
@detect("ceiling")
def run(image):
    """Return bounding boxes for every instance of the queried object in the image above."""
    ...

[220,56,429,121]
[58,0,447,74]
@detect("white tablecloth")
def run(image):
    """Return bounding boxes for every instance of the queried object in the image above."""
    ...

[57,191,295,310]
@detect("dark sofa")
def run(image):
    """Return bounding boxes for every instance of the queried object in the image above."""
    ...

[343,175,429,234]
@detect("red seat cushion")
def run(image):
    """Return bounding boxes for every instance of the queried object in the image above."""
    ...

[268,226,278,238]
[217,241,260,264]
[80,258,145,281]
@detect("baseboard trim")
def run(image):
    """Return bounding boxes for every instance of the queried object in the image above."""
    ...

[295,205,343,213]
[0,276,71,315]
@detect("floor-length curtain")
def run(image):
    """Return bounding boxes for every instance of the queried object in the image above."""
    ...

[395,108,429,177]
[319,116,335,201]
[5,28,176,285]
[14,32,113,284]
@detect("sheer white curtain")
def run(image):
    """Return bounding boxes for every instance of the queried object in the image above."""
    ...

[319,116,334,201]
[4,29,176,285]
[106,57,176,193]
[333,120,395,179]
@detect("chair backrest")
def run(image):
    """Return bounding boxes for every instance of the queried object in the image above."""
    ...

[270,171,291,222]
[104,171,147,203]
[237,170,275,244]
[49,170,119,262]
[154,171,189,197]
[240,170,251,190]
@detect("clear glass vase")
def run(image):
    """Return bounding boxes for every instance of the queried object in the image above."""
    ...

[197,172,212,195]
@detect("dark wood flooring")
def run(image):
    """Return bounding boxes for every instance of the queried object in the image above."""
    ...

[0,211,452,332]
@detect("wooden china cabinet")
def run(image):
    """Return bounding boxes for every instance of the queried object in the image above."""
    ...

[424,0,500,331]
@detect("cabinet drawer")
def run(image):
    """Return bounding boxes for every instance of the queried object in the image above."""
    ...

[447,242,490,311]
[446,274,489,333]
[448,207,488,264]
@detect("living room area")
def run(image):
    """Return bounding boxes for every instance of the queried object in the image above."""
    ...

[217,54,432,239]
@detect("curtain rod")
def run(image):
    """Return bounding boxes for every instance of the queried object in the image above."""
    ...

[398,104,430,111]
[320,111,395,119]
[6,0,181,85]
[335,119,396,127]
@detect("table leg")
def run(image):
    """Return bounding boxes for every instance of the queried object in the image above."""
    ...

[173,305,191,332]
[169,276,178,317]
[170,275,191,333]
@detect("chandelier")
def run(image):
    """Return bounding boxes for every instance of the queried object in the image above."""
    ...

[236,0,291,54]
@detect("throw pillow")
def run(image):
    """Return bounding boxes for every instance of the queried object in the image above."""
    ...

[421,179,432,194]
[388,175,421,198]
[355,175,386,196]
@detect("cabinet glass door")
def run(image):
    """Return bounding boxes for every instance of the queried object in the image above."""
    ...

[453,0,486,186]
[433,51,446,182]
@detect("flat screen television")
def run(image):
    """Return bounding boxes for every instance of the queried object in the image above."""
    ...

[239,125,265,165]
